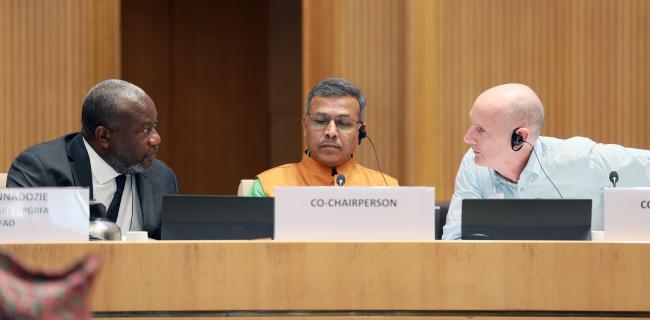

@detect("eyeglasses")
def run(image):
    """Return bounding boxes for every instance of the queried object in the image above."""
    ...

[307,113,363,131]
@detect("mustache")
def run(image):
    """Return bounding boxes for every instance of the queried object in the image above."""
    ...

[143,145,159,160]
[318,140,342,149]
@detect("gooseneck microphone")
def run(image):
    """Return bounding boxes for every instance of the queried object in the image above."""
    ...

[609,171,619,188]
[336,175,346,186]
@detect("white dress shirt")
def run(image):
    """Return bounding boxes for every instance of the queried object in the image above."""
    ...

[83,138,143,232]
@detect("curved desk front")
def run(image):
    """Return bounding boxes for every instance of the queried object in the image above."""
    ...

[1,241,649,319]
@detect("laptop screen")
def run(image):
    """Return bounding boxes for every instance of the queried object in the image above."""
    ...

[161,195,274,240]
[461,199,592,240]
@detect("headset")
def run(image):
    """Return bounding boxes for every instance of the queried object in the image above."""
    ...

[358,124,367,145]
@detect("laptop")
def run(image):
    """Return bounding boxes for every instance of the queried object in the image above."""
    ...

[461,199,592,240]
[161,195,274,240]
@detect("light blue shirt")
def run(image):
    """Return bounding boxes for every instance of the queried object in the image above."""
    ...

[442,136,650,240]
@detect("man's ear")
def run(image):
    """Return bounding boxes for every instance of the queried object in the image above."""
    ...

[95,126,111,149]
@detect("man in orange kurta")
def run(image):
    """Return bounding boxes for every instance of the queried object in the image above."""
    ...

[250,78,398,197]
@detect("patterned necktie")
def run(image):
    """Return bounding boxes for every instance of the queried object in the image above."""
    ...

[106,175,126,223]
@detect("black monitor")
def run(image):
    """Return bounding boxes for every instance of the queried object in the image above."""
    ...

[461,199,592,240]
[161,195,274,240]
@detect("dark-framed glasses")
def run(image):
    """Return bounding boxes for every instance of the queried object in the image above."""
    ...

[307,113,362,131]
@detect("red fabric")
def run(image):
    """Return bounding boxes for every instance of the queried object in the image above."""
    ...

[0,252,101,319]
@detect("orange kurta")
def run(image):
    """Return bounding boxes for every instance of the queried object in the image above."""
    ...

[257,152,399,197]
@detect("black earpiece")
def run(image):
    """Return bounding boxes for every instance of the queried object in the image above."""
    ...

[511,128,524,151]
[358,125,367,145]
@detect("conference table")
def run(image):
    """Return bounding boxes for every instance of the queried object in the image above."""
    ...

[1,241,649,319]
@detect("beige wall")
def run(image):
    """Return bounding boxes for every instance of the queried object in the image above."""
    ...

[0,0,121,172]
[305,0,650,201]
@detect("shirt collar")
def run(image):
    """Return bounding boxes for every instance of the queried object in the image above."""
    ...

[491,170,517,186]
[82,137,121,184]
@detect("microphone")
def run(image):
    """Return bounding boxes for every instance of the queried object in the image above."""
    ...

[89,200,121,241]
[89,200,107,220]
[336,174,346,186]
[609,171,619,188]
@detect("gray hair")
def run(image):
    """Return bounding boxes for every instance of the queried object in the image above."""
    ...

[305,78,366,122]
[81,79,146,138]
[505,96,545,139]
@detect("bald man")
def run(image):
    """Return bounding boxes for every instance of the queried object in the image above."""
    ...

[442,83,650,240]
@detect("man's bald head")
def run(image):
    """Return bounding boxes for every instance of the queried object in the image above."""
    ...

[474,83,545,139]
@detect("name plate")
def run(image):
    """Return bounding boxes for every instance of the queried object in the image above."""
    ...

[604,188,650,241]
[275,187,435,240]
[0,188,89,243]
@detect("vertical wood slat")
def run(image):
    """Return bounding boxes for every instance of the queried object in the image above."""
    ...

[304,0,650,201]
[405,0,442,194]
[0,0,120,173]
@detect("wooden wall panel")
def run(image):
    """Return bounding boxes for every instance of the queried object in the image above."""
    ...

[404,0,441,192]
[123,0,302,195]
[122,0,268,194]
[0,0,120,172]
[168,0,270,194]
[268,0,303,167]
[305,0,650,201]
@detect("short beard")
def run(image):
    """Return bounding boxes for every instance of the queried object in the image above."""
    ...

[103,150,146,175]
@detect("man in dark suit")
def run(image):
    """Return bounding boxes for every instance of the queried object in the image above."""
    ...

[7,79,178,239]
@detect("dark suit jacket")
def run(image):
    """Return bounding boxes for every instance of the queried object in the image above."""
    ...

[6,133,179,239]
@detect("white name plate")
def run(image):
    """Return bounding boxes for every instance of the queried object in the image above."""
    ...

[604,188,650,241]
[275,186,435,241]
[0,188,89,243]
